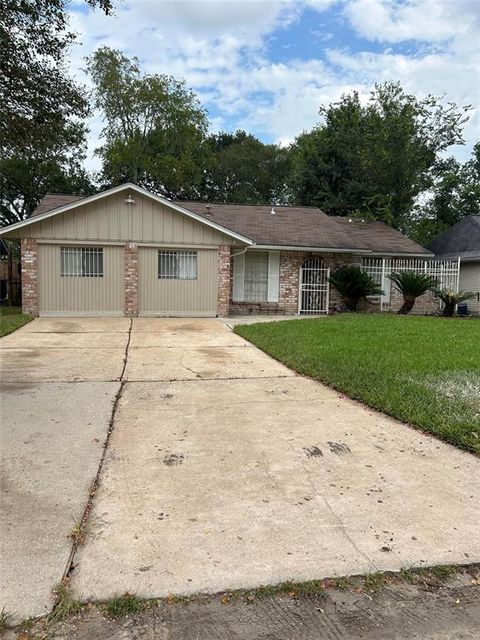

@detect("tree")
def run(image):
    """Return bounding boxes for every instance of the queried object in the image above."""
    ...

[88,47,211,198]
[0,1,111,225]
[1,0,112,149]
[329,265,383,311]
[389,271,437,315]
[290,96,370,216]
[0,155,94,227]
[407,143,480,245]
[200,131,291,204]
[289,82,471,228]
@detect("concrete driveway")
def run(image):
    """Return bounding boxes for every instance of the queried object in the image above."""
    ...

[1,318,479,621]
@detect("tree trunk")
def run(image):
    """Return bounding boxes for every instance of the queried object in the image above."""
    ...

[398,297,415,315]
[442,302,455,317]
[345,298,358,312]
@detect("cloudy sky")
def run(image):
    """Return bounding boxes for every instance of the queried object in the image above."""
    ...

[69,0,480,170]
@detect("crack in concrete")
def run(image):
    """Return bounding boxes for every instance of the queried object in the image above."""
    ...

[178,356,201,378]
[278,432,376,573]
[58,318,133,590]
[322,495,376,573]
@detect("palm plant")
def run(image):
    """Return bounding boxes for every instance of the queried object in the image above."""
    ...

[329,265,383,312]
[389,271,437,315]
[432,288,474,317]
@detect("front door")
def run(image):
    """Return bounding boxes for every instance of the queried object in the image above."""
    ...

[299,258,329,314]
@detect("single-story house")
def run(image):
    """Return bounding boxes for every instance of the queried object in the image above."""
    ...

[427,215,480,316]
[0,182,454,318]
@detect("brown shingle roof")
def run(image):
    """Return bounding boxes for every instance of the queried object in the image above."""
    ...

[31,193,86,217]
[26,192,431,255]
[175,201,431,255]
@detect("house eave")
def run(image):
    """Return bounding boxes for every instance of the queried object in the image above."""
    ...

[252,244,433,258]
[253,244,367,254]
[363,250,434,258]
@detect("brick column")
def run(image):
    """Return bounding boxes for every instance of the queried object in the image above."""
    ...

[21,238,39,316]
[217,245,231,316]
[124,242,139,317]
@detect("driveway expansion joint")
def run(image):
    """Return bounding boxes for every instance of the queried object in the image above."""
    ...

[60,319,133,587]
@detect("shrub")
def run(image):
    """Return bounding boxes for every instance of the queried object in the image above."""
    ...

[389,271,437,315]
[432,288,474,317]
[329,265,383,311]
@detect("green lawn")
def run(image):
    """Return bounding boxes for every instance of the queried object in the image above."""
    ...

[235,314,480,454]
[0,305,32,337]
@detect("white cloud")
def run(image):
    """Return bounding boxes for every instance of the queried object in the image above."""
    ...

[344,0,480,52]
[67,0,479,171]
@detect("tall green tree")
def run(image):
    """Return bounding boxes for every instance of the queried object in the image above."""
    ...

[0,156,94,227]
[0,1,111,225]
[289,82,471,228]
[200,131,291,204]
[407,143,480,245]
[88,47,210,198]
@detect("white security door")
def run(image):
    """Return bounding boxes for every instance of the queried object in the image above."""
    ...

[299,258,330,314]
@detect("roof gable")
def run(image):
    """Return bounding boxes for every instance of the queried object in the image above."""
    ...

[0,183,253,245]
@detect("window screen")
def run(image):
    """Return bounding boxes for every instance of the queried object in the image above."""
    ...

[244,251,269,301]
[158,250,197,280]
[61,247,103,277]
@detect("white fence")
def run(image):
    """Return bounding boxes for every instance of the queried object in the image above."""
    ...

[359,257,461,312]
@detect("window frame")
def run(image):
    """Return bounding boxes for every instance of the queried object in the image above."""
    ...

[60,247,104,278]
[157,250,198,281]
[243,251,269,302]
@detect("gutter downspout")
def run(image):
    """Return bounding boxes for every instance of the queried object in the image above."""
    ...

[231,245,255,258]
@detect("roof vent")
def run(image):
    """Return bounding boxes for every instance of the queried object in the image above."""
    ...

[205,204,212,215]
[125,195,135,205]
[270,207,276,215]
[348,218,353,223]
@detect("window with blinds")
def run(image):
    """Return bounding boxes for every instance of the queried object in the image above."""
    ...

[158,250,197,280]
[244,251,269,301]
[60,247,103,277]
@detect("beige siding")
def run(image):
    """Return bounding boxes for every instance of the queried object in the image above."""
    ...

[38,244,124,316]
[27,192,236,246]
[459,262,480,316]
[139,247,218,316]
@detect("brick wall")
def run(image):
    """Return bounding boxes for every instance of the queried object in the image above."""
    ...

[229,250,355,315]
[388,285,439,315]
[21,238,38,316]
[124,242,139,317]
[217,245,231,316]
[227,250,443,316]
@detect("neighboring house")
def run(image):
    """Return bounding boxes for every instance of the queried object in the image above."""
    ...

[0,182,455,318]
[427,215,480,316]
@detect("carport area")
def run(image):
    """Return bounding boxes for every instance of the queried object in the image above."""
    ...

[1,318,479,622]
